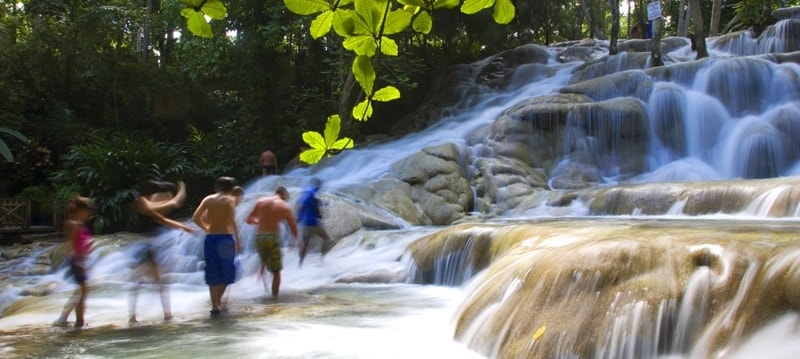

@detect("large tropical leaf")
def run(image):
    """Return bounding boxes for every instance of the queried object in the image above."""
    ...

[0,127,28,163]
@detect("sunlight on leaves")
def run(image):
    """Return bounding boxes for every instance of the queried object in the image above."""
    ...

[493,0,516,24]
[300,115,355,165]
[179,0,228,38]
[353,55,376,95]
[283,0,330,15]
[461,0,494,15]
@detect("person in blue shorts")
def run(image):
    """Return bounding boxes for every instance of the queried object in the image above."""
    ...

[192,176,242,318]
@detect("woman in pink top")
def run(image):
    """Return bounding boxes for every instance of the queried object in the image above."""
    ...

[54,196,95,328]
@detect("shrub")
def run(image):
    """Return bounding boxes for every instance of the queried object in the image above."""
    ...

[52,131,192,232]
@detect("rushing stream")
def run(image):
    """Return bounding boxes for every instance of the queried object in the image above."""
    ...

[3,12,800,359]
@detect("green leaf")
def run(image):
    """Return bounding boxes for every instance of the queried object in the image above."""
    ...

[354,0,384,34]
[379,36,399,56]
[310,10,334,38]
[343,35,377,56]
[284,0,331,15]
[332,9,354,36]
[434,0,460,9]
[492,0,515,24]
[182,9,213,38]
[461,0,494,15]
[323,114,342,149]
[352,99,373,121]
[299,146,326,164]
[398,0,425,7]
[383,9,413,35]
[201,0,227,19]
[300,131,326,164]
[0,141,13,162]
[0,126,29,161]
[299,114,354,164]
[331,137,354,150]
[412,11,433,34]
[0,127,28,143]
[371,86,401,102]
[352,55,376,95]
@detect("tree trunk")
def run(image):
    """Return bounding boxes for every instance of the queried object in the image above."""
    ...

[650,3,663,67]
[142,0,152,62]
[689,0,708,59]
[609,0,620,55]
[677,0,688,37]
[709,0,722,36]
[581,0,605,39]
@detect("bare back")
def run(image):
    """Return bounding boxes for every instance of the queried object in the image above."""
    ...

[246,196,298,238]
[193,193,237,235]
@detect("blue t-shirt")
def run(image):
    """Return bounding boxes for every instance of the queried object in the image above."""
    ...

[297,187,322,226]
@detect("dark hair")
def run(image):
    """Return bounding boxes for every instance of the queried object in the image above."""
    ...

[67,196,95,213]
[232,186,244,197]
[275,186,289,199]
[138,180,177,197]
[214,176,238,192]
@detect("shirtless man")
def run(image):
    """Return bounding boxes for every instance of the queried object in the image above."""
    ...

[191,176,242,317]
[245,187,298,298]
[260,149,278,176]
[129,180,194,323]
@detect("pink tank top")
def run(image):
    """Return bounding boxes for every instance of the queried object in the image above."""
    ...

[74,226,92,257]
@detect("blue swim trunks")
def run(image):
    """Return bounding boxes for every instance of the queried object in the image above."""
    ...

[204,234,236,286]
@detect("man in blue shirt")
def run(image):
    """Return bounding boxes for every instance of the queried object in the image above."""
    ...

[297,178,331,266]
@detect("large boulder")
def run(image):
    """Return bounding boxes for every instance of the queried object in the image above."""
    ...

[390,143,473,225]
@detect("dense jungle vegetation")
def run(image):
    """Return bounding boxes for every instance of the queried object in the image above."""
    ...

[1,0,797,232]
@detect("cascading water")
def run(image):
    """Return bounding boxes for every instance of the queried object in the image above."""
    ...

[2,13,800,359]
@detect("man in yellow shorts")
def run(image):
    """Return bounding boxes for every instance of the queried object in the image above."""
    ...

[245,187,298,298]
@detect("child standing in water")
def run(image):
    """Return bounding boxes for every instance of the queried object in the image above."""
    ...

[54,196,95,328]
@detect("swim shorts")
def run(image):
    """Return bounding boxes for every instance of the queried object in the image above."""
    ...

[255,233,282,272]
[204,234,236,286]
[69,256,88,284]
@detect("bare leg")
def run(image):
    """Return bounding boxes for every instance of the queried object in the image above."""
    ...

[209,284,227,317]
[128,282,140,323]
[74,283,89,327]
[299,230,310,266]
[271,271,281,298]
[152,263,172,320]
[55,290,80,325]
[318,226,332,260]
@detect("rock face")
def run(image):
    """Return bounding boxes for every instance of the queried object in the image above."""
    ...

[389,143,473,225]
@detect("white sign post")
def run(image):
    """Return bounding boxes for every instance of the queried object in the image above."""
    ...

[647,1,662,20]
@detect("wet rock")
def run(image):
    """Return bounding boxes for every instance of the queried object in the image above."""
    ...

[20,281,58,297]
[334,268,407,284]
[390,143,473,225]
[564,68,654,100]
[340,178,429,226]
[772,6,800,20]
